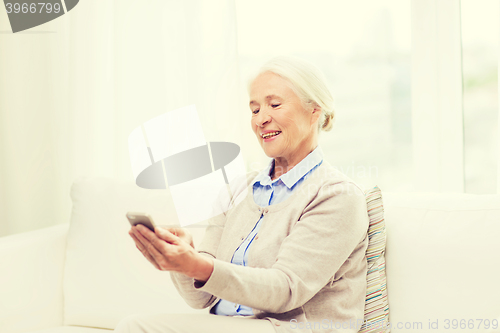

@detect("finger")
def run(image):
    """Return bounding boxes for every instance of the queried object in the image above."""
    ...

[134,230,177,271]
[130,231,152,257]
[129,231,145,251]
[133,226,153,248]
[165,227,183,237]
[155,227,181,245]
[149,232,177,257]
[134,225,177,259]
[136,225,178,253]
[136,224,167,246]
[146,241,173,270]
[135,224,156,238]
[143,250,161,270]
[130,227,160,269]
[130,231,161,270]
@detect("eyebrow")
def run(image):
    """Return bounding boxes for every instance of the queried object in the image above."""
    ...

[249,94,282,106]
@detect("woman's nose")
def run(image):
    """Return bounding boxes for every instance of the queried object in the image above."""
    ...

[256,111,271,127]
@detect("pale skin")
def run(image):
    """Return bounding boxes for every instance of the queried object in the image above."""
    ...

[129,71,321,283]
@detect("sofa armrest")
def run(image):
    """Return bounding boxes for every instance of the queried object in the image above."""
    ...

[0,224,69,333]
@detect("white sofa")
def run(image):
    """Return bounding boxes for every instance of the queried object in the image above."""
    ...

[1,177,500,333]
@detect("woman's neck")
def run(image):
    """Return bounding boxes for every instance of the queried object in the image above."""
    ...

[271,144,318,180]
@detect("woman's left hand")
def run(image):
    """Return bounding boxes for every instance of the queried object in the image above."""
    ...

[129,224,213,282]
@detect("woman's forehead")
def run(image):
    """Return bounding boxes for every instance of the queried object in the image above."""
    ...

[249,72,295,100]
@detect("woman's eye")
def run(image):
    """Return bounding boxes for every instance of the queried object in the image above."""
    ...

[271,104,281,108]
[252,109,259,114]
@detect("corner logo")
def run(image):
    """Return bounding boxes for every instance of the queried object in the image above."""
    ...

[4,0,79,33]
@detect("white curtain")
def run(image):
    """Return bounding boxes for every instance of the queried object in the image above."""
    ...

[0,0,244,237]
[411,0,464,193]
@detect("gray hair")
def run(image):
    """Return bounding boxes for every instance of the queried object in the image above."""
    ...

[249,56,335,132]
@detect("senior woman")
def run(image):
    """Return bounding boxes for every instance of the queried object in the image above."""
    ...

[115,56,369,333]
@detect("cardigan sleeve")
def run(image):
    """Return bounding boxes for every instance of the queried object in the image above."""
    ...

[193,181,369,314]
[169,192,227,309]
[169,171,258,310]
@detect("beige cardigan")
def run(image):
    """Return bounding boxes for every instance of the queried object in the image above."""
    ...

[170,161,369,333]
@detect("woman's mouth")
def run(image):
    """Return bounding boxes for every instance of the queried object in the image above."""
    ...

[261,131,281,142]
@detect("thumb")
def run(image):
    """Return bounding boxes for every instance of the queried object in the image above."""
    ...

[155,227,180,244]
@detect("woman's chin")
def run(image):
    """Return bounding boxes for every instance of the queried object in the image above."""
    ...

[259,140,285,159]
[261,148,281,159]
[263,151,274,158]
[261,148,275,158]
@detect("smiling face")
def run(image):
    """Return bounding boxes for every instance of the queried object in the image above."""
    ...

[249,71,321,169]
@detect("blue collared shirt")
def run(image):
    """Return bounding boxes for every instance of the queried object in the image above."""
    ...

[213,146,324,316]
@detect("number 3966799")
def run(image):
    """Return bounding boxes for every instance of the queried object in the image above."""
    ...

[5,3,62,14]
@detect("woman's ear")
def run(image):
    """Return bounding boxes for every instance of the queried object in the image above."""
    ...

[310,103,322,125]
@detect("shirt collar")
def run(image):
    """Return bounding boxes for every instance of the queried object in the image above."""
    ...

[252,146,324,189]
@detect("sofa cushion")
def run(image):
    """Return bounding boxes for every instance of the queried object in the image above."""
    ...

[359,186,389,333]
[382,192,500,333]
[64,177,205,329]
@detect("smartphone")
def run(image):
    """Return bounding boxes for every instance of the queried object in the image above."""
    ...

[126,212,157,232]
